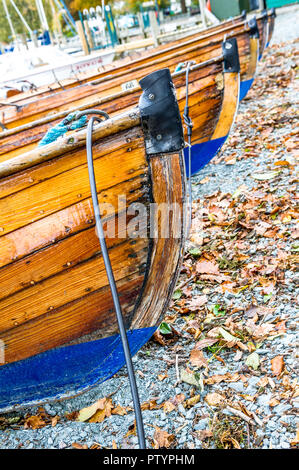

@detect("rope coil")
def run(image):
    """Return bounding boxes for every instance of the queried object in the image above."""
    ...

[38,109,109,147]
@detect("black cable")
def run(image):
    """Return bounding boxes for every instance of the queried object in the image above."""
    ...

[183,62,194,233]
[86,116,146,449]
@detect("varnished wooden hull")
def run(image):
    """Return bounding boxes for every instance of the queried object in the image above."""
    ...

[0,11,268,130]
[0,49,240,177]
[0,13,246,104]
[0,69,187,411]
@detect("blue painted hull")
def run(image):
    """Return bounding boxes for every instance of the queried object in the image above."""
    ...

[0,326,156,411]
[239,78,254,101]
[183,76,256,177]
[184,135,227,177]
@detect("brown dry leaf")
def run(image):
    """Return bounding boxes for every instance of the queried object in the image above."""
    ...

[269,398,280,407]
[195,337,218,350]
[77,398,107,422]
[240,394,256,402]
[185,395,201,408]
[65,410,79,421]
[24,415,47,430]
[197,430,213,440]
[152,330,166,346]
[72,442,88,449]
[157,373,168,381]
[88,398,113,423]
[153,426,175,449]
[112,405,127,416]
[89,408,106,423]
[196,259,220,275]
[233,350,243,361]
[51,416,59,427]
[190,349,208,368]
[186,295,208,311]
[204,393,225,407]
[271,355,285,376]
[290,427,299,446]
[205,373,240,385]
[141,399,159,411]
[171,393,186,406]
[163,401,176,414]
[125,421,136,438]
[257,376,269,387]
[112,440,118,449]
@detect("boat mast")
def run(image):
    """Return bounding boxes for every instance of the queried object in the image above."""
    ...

[35,0,51,43]
[8,0,37,45]
[1,0,18,48]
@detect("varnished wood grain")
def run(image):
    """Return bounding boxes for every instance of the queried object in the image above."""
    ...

[0,104,187,365]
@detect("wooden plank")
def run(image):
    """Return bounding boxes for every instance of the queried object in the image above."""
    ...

[0,127,145,198]
[0,274,145,364]
[0,143,147,237]
[0,186,149,300]
[0,109,141,178]
[0,236,148,333]
[212,72,239,140]
[0,174,148,269]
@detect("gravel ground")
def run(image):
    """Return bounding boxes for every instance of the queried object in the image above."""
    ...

[0,6,298,450]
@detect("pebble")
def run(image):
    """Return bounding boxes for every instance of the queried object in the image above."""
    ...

[194,418,209,431]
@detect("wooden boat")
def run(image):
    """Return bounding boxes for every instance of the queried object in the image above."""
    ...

[0,49,116,94]
[0,38,240,177]
[0,11,268,130]
[0,12,247,104]
[0,68,187,411]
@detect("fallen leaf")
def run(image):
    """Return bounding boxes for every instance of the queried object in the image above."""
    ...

[72,442,88,449]
[218,327,238,342]
[271,355,284,376]
[197,430,213,440]
[163,401,176,414]
[186,295,208,311]
[290,427,299,446]
[24,415,46,430]
[180,369,201,388]
[153,427,175,449]
[190,349,208,368]
[185,395,201,407]
[196,259,220,275]
[204,393,225,407]
[195,337,218,350]
[245,352,260,370]
[112,405,127,416]
[251,170,281,180]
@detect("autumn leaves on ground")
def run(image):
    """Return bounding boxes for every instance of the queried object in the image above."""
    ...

[1,37,298,450]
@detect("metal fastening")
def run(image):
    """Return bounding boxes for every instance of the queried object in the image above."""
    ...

[156,134,162,140]
[225,42,232,49]
[148,93,155,100]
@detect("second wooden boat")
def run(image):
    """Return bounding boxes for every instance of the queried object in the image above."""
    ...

[0,38,241,177]
[0,12,264,129]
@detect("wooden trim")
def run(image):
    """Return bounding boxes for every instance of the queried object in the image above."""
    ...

[131,150,187,329]
[212,72,239,140]
[0,109,140,178]
[247,37,259,79]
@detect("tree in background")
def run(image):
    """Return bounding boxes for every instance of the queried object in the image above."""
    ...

[67,0,171,17]
[0,0,53,43]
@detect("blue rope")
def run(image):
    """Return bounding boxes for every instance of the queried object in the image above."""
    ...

[175,62,185,73]
[38,111,87,147]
